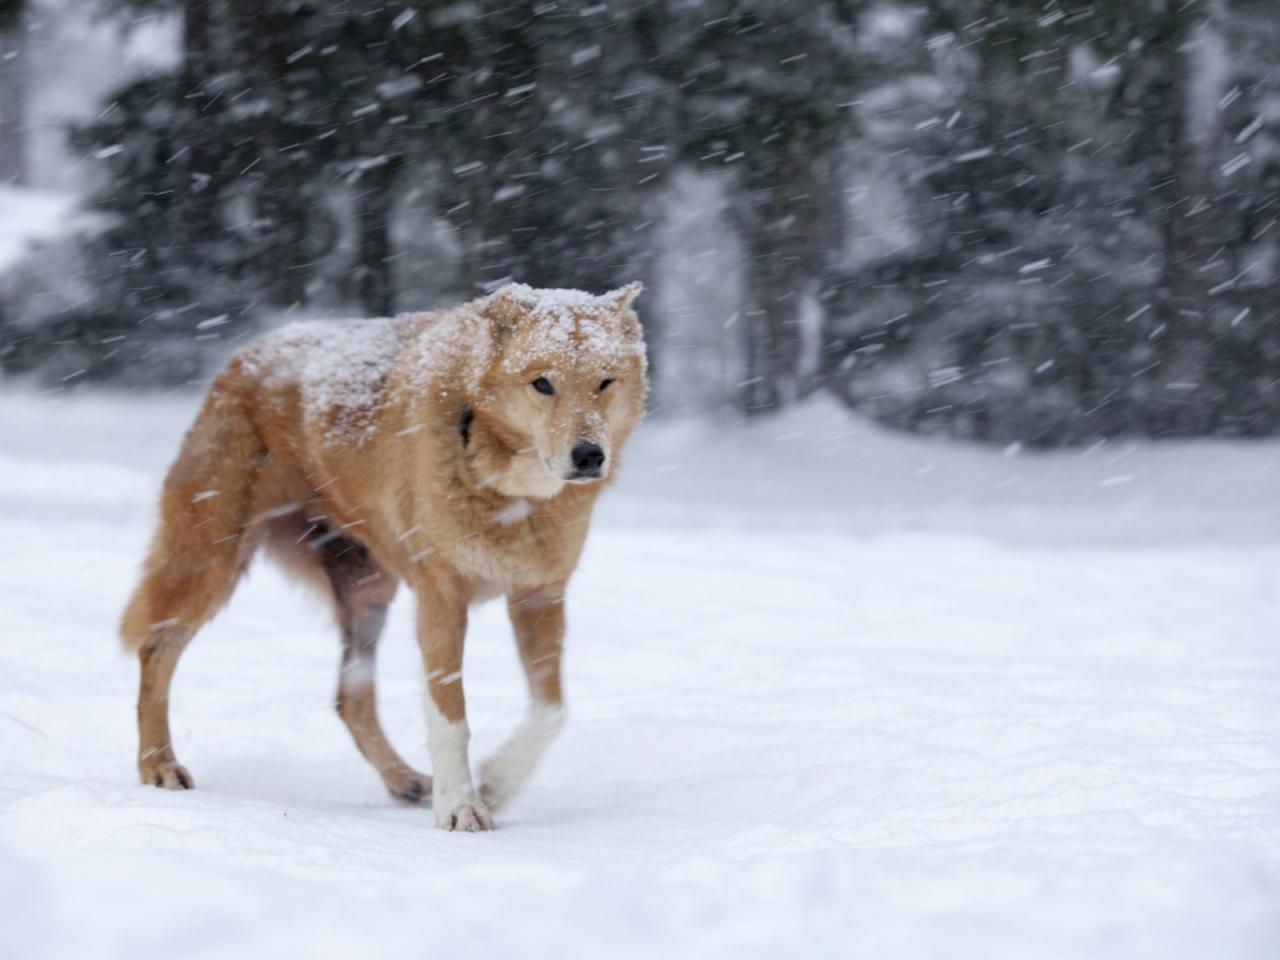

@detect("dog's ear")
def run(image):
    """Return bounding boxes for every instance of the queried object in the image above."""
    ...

[604,281,644,339]
[484,284,536,344]
[604,281,644,312]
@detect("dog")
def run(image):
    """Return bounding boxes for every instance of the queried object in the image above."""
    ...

[119,282,647,831]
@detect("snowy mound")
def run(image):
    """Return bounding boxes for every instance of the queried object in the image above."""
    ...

[0,186,79,273]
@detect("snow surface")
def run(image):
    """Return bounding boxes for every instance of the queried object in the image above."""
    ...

[1,391,1278,959]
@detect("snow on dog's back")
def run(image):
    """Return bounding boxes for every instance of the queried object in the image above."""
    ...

[237,318,404,444]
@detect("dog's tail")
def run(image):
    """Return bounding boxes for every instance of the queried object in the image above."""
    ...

[120,375,266,651]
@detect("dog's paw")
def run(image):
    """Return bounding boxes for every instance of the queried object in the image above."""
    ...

[386,772,433,805]
[477,705,566,812]
[475,777,515,812]
[139,759,195,790]
[436,799,494,832]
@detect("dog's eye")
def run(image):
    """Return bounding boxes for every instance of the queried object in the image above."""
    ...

[599,378,615,392]
[531,377,555,396]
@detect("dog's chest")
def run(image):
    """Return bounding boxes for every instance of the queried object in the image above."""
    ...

[448,496,574,590]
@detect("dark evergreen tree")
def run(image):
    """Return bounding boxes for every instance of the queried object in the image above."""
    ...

[23,0,675,385]
[824,0,1279,444]
[426,2,671,296]
[6,0,1278,440]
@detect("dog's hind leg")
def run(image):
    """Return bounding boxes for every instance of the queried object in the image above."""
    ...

[135,625,197,788]
[120,388,266,790]
[307,529,431,803]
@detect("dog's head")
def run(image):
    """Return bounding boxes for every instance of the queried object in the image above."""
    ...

[471,282,648,498]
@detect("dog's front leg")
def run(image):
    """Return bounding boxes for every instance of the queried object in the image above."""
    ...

[414,573,493,832]
[479,583,567,811]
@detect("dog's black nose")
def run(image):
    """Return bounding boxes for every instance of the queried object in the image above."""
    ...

[570,442,606,477]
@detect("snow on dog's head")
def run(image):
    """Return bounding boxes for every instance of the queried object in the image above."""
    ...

[475,282,648,498]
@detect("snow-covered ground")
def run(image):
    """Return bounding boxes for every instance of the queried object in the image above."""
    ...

[1,391,1278,959]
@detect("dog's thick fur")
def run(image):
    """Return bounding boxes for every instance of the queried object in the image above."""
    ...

[120,283,647,830]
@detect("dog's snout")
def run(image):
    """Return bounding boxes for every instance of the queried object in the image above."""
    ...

[570,442,606,477]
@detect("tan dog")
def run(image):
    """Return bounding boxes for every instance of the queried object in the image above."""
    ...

[119,283,647,830]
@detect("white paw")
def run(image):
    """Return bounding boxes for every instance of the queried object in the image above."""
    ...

[436,798,494,832]
[479,706,565,811]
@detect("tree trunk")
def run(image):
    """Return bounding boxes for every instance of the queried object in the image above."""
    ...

[179,0,218,258]
[0,19,26,185]
[230,0,310,308]
[1147,9,1221,435]
[353,158,398,316]
[736,150,827,415]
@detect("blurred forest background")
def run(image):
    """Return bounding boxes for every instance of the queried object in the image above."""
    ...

[1,0,1278,445]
